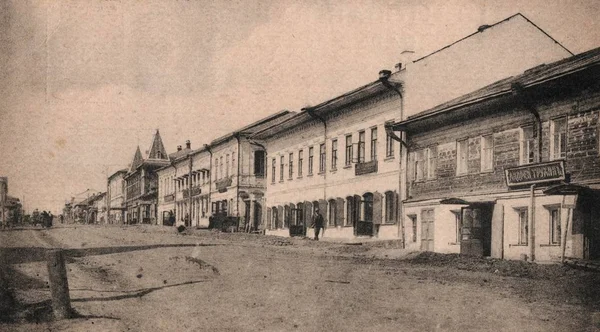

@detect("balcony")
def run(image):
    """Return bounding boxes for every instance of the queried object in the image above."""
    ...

[183,185,202,198]
[355,160,378,176]
[215,177,233,193]
[239,174,266,188]
[164,194,175,203]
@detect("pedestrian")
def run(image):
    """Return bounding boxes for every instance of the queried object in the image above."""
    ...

[312,208,324,240]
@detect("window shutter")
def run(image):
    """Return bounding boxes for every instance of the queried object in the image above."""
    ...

[394,191,400,223]
[373,192,383,225]
[319,200,328,226]
[407,152,415,182]
[336,197,344,226]
[277,206,284,229]
[304,201,312,227]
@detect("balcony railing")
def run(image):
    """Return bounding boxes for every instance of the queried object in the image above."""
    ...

[215,177,233,192]
[355,160,378,176]
[183,185,202,198]
[239,174,266,188]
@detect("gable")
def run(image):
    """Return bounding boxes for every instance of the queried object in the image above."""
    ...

[147,130,168,160]
[130,146,143,172]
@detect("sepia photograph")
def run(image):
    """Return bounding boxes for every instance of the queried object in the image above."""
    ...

[1,0,600,331]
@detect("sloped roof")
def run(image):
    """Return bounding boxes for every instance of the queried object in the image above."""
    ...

[211,110,296,145]
[130,146,143,172]
[147,129,169,161]
[413,13,572,64]
[393,46,600,129]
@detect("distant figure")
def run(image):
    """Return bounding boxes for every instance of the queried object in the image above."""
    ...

[312,208,324,240]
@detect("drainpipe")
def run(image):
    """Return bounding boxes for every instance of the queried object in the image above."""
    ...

[512,83,542,163]
[305,107,328,219]
[204,144,213,218]
[188,154,193,227]
[379,70,407,249]
[529,184,536,262]
[233,132,242,230]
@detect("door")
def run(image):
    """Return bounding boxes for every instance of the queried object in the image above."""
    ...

[460,204,493,257]
[253,202,262,231]
[420,209,434,251]
[585,207,600,260]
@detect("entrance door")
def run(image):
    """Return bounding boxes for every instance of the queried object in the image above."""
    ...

[253,202,262,231]
[460,204,493,257]
[420,209,434,251]
[585,207,600,260]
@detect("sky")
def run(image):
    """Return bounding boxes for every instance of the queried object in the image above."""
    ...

[1,0,599,214]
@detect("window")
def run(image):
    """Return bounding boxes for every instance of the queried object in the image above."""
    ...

[358,131,366,163]
[520,126,535,165]
[551,117,567,160]
[386,131,394,158]
[319,143,326,173]
[371,127,378,161]
[549,207,561,245]
[271,158,276,183]
[254,151,265,177]
[515,208,528,245]
[308,147,314,175]
[298,150,303,177]
[214,158,218,181]
[279,156,284,182]
[453,211,462,244]
[363,193,373,222]
[219,156,224,179]
[345,135,353,166]
[226,154,230,178]
[481,135,494,172]
[328,199,336,226]
[331,139,338,170]
[457,139,468,175]
[288,153,294,179]
[232,153,235,174]
[409,215,417,242]
[385,191,396,223]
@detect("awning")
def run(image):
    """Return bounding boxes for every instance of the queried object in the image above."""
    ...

[439,198,496,205]
[543,183,592,195]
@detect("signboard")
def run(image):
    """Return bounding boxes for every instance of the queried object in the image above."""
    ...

[505,161,565,187]
[355,160,378,176]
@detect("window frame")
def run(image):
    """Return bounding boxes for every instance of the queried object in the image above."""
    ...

[370,127,378,161]
[279,155,284,182]
[308,146,314,175]
[288,152,294,179]
[520,126,535,165]
[319,143,326,173]
[514,207,529,245]
[548,206,561,245]
[481,134,494,172]
[271,158,276,183]
[358,131,366,163]
[331,139,338,170]
[550,117,567,161]
[345,135,353,166]
[298,150,303,177]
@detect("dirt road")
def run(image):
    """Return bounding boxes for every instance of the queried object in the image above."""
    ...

[0,225,598,331]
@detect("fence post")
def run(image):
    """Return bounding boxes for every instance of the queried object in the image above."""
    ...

[46,249,72,319]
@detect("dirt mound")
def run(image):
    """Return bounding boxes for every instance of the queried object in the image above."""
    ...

[407,251,580,279]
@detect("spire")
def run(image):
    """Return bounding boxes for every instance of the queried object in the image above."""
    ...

[148,129,168,160]
[130,146,143,172]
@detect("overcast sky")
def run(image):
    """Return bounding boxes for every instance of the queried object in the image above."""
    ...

[1,0,599,213]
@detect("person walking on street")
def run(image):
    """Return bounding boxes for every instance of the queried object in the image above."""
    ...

[312,208,324,240]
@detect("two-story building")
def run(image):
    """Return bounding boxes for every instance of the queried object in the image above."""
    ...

[254,81,403,239]
[208,111,294,232]
[124,130,170,224]
[107,169,127,224]
[391,47,600,262]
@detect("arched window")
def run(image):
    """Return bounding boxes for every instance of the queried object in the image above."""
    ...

[385,191,396,223]
[296,202,304,226]
[346,196,355,227]
[284,205,291,228]
[328,199,337,226]
[363,193,374,222]
[272,207,279,229]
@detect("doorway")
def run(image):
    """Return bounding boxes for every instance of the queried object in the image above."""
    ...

[460,203,493,257]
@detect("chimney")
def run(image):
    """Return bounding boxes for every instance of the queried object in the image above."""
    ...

[379,70,392,80]
[398,50,416,70]
[177,145,182,151]
[185,140,191,149]
[478,24,491,33]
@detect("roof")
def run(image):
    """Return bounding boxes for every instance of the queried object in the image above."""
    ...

[108,169,128,181]
[211,110,295,145]
[413,13,572,64]
[252,80,394,139]
[392,46,600,131]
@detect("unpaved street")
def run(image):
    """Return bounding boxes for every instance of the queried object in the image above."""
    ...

[0,225,598,331]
